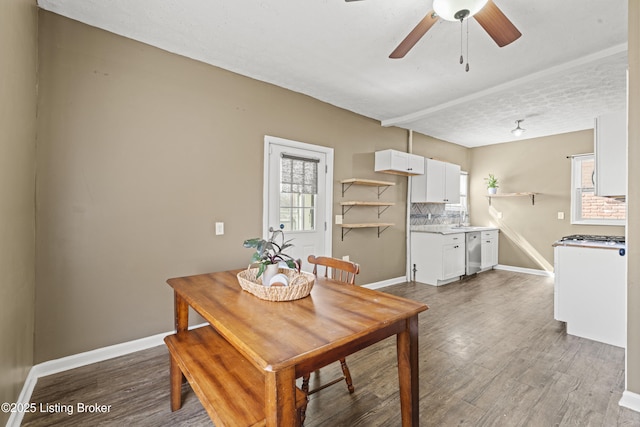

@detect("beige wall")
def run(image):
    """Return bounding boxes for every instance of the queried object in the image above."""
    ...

[31,6,640,407]
[627,0,639,398]
[470,131,624,270]
[0,0,38,423]
[35,11,432,361]
[411,132,471,171]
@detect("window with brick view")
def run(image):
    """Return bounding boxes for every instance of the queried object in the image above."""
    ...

[572,155,626,224]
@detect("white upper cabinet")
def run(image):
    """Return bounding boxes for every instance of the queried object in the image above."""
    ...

[375,149,424,176]
[411,158,461,203]
[595,109,626,198]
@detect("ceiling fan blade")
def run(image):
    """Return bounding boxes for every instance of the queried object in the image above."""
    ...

[389,11,438,59]
[474,0,521,47]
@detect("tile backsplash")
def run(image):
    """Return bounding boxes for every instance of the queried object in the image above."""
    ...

[410,203,466,226]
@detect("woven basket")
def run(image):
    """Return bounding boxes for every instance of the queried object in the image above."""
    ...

[237,268,315,302]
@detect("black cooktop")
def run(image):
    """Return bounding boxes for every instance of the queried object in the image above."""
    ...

[561,234,625,244]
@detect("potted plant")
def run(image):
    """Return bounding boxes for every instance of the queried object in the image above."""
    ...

[243,227,300,284]
[485,173,499,194]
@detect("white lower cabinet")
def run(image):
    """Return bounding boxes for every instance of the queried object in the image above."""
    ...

[411,232,465,286]
[480,230,499,269]
[554,245,626,347]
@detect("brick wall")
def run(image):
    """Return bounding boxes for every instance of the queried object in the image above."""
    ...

[580,159,626,219]
[582,193,626,219]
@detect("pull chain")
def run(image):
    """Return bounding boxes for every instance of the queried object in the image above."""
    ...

[465,18,470,72]
[459,18,464,65]
[459,18,470,72]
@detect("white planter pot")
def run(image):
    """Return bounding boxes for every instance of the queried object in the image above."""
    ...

[488,187,497,195]
[261,264,280,286]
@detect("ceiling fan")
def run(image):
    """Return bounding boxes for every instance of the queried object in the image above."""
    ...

[347,0,521,59]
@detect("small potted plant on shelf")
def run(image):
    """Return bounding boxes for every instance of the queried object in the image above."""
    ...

[485,174,499,195]
[243,227,300,284]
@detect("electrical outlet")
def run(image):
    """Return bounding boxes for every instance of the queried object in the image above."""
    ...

[557,212,565,220]
[215,222,224,235]
[336,215,343,225]
[342,255,350,261]
[497,212,503,219]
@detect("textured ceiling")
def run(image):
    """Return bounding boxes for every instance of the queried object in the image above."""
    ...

[37,0,629,147]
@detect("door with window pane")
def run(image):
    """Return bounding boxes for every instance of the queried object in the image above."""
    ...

[268,143,326,272]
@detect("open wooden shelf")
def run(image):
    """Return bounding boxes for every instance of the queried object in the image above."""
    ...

[340,201,395,217]
[340,178,395,198]
[340,223,394,240]
[339,179,395,240]
[486,192,538,205]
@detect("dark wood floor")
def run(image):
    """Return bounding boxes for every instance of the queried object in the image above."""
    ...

[22,270,640,426]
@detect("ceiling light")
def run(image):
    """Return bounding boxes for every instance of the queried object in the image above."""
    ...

[511,119,526,136]
[433,0,489,22]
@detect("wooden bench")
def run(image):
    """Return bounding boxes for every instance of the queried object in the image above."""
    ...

[164,325,307,426]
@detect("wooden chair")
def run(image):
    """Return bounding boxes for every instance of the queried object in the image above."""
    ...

[302,255,360,399]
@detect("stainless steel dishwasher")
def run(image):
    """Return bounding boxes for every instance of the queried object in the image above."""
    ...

[466,232,481,275]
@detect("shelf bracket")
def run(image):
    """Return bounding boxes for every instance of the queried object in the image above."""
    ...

[377,225,390,238]
[377,205,391,218]
[377,186,390,199]
[342,205,354,216]
[341,227,353,241]
[341,182,353,197]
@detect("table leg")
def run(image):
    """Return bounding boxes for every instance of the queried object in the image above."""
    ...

[397,315,419,426]
[264,367,298,427]
[174,291,188,334]
[168,352,182,411]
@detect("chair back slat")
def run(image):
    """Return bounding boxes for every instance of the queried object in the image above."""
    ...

[307,255,360,285]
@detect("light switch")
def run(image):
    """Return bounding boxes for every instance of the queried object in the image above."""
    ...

[335,215,343,225]
[557,212,565,220]
[497,212,503,219]
[342,255,350,261]
[215,222,224,235]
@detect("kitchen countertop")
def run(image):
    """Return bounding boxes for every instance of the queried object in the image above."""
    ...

[411,225,499,235]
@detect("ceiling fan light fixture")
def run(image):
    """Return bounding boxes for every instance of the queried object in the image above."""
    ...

[433,0,489,22]
[511,119,526,136]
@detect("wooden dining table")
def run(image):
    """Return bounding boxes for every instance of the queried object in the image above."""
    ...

[167,269,428,426]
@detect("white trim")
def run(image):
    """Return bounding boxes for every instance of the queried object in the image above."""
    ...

[7,371,38,427]
[362,276,407,290]
[7,323,207,427]
[7,273,409,425]
[494,264,555,278]
[263,135,334,257]
[619,391,640,413]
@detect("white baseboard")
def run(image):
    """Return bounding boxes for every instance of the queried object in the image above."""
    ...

[620,390,640,413]
[7,273,406,426]
[362,276,407,290]
[7,323,207,427]
[8,274,411,425]
[494,264,555,278]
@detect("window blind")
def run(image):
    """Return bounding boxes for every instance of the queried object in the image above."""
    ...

[281,154,319,194]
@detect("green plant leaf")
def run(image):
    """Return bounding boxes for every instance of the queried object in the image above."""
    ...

[256,263,266,278]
